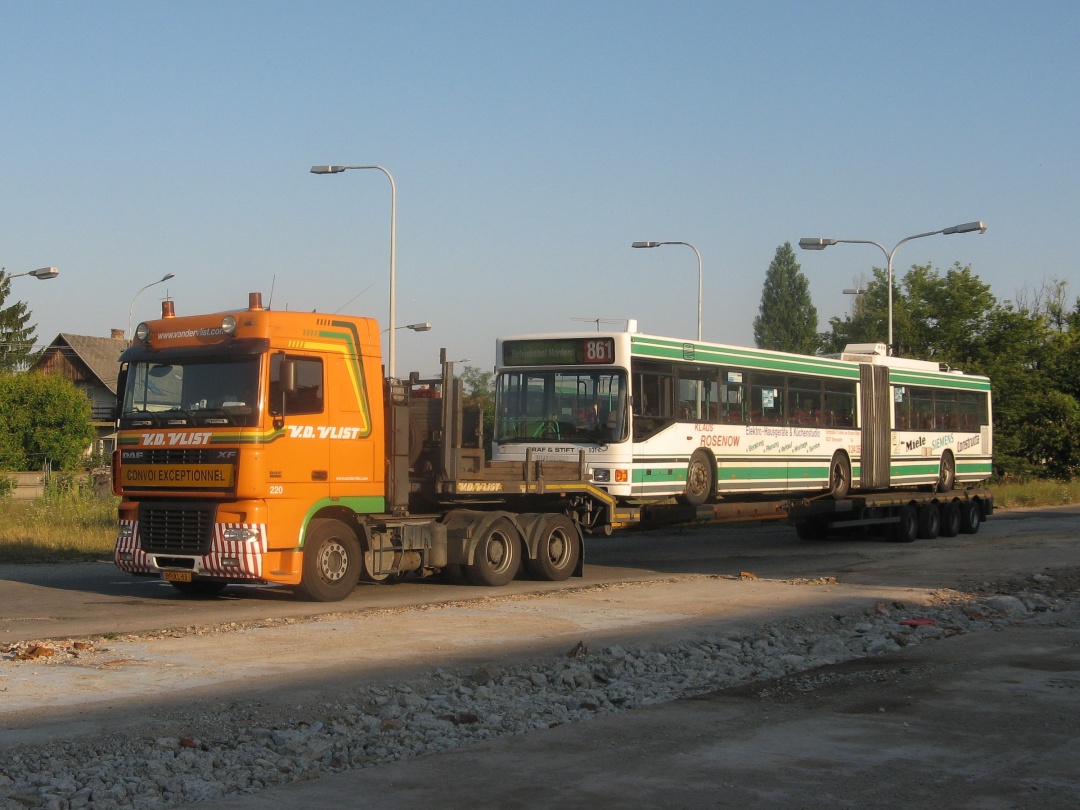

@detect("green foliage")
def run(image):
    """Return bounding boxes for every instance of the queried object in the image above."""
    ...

[754,243,819,354]
[0,373,95,470]
[460,364,495,456]
[0,271,41,373]
[819,269,1080,480]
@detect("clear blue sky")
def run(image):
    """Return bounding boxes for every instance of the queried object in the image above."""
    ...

[3,1,1077,375]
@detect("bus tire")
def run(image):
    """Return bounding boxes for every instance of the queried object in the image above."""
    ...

[939,501,961,537]
[960,500,982,534]
[917,504,940,539]
[297,518,361,602]
[828,452,851,500]
[526,514,581,581]
[466,517,522,587]
[680,450,715,506]
[937,452,956,492]
[890,505,919,543]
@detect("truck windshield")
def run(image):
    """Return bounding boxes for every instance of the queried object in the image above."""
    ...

[495,370,628,444]
[120,356,262,427]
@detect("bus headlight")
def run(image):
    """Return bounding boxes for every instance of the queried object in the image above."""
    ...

[592,469,611,483]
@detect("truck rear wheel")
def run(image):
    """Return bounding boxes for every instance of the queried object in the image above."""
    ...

[466,517,522,587]
[526,514,580,581]
[297,518,361,602]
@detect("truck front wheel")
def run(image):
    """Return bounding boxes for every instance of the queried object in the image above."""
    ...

[297,518,361,602]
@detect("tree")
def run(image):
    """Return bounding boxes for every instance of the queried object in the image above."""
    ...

[0,271,41,373]
[460,365,495,457]
[0,373,95,471]
[754,243,819,354]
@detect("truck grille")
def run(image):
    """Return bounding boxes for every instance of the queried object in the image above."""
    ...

[138,502,215,555]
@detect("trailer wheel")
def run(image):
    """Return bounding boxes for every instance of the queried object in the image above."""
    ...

[828,452,851,500]
[939,501,961,537]
[917,504,940,539]
[937,452,956,493]
[168,580,228,597]
[959,500,982,534]
[679,450,715,506]
[526,514,581,581]
[890,504,919,543]
[466,517,522,587]
[297,518,361,602]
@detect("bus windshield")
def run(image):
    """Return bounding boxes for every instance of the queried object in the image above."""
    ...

[120,356,262,427]
[495,370,628,444]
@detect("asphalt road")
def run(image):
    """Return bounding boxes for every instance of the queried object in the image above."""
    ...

[2,504,1078,644]
[2,505,1079,809]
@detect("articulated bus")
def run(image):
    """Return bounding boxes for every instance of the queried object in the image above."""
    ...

[491,326,992,505]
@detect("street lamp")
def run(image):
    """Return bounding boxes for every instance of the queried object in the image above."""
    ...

[799,221,986,355]
[382,322,432,334]
[311,164,399,378]
[631,241,704,341]
[127,273,175,340]
[4,266,59,281]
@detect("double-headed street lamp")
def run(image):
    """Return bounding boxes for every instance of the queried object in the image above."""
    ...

[5,266,60,281]
[799,221,986,355]
[127,273,175,340]
[631,241,704,341]
[310,164,399,378]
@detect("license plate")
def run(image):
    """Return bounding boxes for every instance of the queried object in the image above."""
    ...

[162,571,192,583]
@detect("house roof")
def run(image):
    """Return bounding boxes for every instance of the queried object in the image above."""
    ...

[32,333,127,394]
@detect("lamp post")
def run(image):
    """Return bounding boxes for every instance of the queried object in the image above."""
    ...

[4,266,60,281]
[311,164,399,378]
[799,221,986,355]
[631,241,703,341]
[127,273,175,340]
[382,322,432,334]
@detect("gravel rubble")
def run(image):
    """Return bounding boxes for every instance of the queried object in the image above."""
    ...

[1,569,1077,810]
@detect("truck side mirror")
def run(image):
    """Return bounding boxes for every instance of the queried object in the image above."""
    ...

[281,359,298,394]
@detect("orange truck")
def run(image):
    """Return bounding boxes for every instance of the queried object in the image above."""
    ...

[113,292,597,601]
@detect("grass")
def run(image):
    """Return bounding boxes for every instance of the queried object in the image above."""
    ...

[989,478,1080,509]
[0,478,1076,565]
[0,490,118,563]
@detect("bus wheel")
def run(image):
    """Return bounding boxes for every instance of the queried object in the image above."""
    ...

[937,452,956,492]
[917,504,940,539]
[890,504,919,543]
[680,450,715,506]
[466,517,522,587]
[960,500,982,534]
[526,514,581,581]
[828,452,851,500]
[297,518,361,602]
[939,501,961,537]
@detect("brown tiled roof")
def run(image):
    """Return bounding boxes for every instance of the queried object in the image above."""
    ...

[32,333,127,393]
